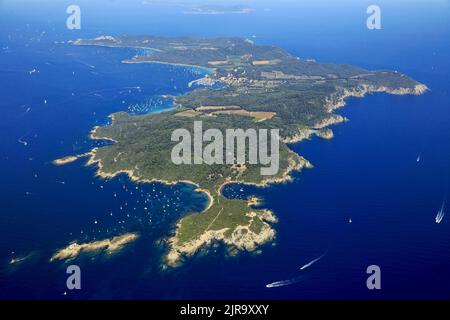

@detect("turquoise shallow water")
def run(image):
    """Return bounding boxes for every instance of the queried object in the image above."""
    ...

[0,0,449,299]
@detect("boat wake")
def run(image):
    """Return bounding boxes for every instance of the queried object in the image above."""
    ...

[266,251,328,288]
[266,276,303,288]
[300,251,328,271]
[436,201,445,224]
[18,137,28,146]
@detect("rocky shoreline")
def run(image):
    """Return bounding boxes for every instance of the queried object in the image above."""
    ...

[53,79,428,268]
[165,200,278,268]
[164,152,312,267]
[284,83,428,145]
[324,83,429,113]
[58,36,430,269]
[50,233,139,262]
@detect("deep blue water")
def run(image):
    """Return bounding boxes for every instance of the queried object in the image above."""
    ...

[0,0,449,299]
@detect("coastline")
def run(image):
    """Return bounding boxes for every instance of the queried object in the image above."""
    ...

[58,80,428,268]
[164,152,311,267]
[324,83,429,113]
[68,127,309,268]
[59,36,430,268]
[165,200,278,268]
[72,38,163,52]
[52,153,90,166]
[284,83,429,145]
[50,232,140,262]
[84,148,215,213]
[121,59,215,74]
[162,82,429,266]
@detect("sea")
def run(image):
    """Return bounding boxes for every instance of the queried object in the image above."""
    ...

[0,0,449,299]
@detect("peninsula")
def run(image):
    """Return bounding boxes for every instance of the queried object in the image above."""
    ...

[64,35,427,266]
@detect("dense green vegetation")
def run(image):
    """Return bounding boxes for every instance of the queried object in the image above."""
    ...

[94,110,298,194]
[75,36,425,257]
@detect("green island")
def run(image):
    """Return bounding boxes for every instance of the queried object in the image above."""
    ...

[60,35,427,267]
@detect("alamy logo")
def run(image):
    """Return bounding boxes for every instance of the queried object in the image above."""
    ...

[366,5,381,30]
[366,265,381,290]
[66,265,81,290]
[66,5,81,30]
[171,121,280,175]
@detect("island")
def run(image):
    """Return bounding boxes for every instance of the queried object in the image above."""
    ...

[63,35,427,267]
[51,233,139,262]
[183,4,254,15]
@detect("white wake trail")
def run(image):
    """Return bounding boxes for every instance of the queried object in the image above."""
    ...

[299,251,328,271]
[266,276,303,288]
[436,201,445,224]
